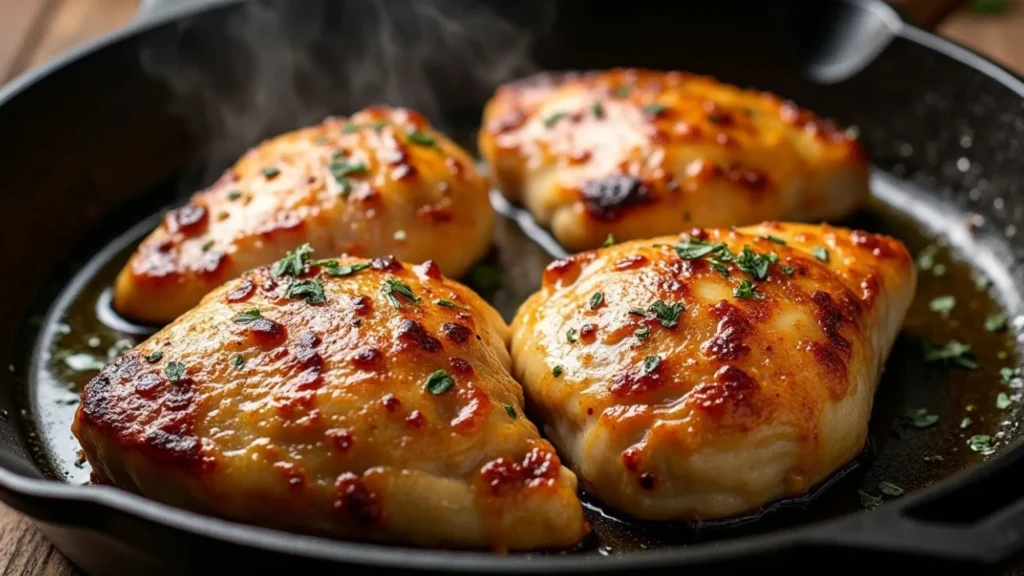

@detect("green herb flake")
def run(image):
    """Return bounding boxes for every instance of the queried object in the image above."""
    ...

[812,247,830,263]
[858,490,883,510]
[232,308,262,324]
[629,307,647,316]
[603,234,616,247]
[1001,367,1018,385]
[780,265,796,276]
[552,365,563,378]
[505,404,517,418]
[436,299,464,309]
[227,190,243,201]
[232,354,245,369]
[261,166,280,178]
[923,340,979,370]
[592,102,605,119]
[975,274,992,291]
[649,300,684,328]
[341,123,359,134]
[635,325,650,342]
[201,240,215,252]
[589,292,605,310]
[763,235,787,245]
[916,244,938,270]
[642,355,661,374]
[424,369,455,395]
[273,243,314,277]
[734,279,764,300]
[165,361,186,382]
[365,119,389,130]
[734,246,773,280]
[675,238,726,260]
[285,276,327,305]
[985,313,1007,332]
[641,103,666,117]
[313,136,331,145]
[997,392,1012,409]
[543,112,567,128]
[903,408,939,429]
[144,350,163,364]
[929,295,956,315]
[932,263,947,277]
[382,277,420,309]
[968,434,994,454]
[614,85,632,99]
[961,417,973,429]
[324,262,371,277]
[406,129,437,147]
[878,481,904,497]
[566,328,578,343]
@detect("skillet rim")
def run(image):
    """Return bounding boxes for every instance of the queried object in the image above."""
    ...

[2,0,1024,570]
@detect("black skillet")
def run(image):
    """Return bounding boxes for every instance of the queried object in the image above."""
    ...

[2,0,1024,574]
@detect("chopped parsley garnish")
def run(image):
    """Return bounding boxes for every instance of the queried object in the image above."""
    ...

[505,404,518,418]
[589,292,605,310]
[734,279,764,300]
[436,299,464,309]
[261,166,280,178]
[284,276,326,304]
[985,313,1007,332]
[424,369,455,395]
[603,234,616,247]
[232,308,262,324]
[675,238,726,260]
[273,243,314,277]
[642,355,661,374]
[997,392,1012,409]
[635,326,650,342]
[902,408,938,429]
[976,274,992,291]
[144,350,163,364]
[341,123,359,134]
[165,361,186,382]
[1001,367,1018,384]
[324,262,370,277]
[932,264,947,277]
[878,481,904,497]
[812,247,829,263]
[201,240,215,252]
[552,365,563,378]
[763,235,786,245]
[313,136,331,145]
[330,160,367,196]
[734,246,774,280]
[923,340,979,370]
[543,112,567,128]
[929,295,956,315]
[365,119,389,130]
[566,328,578,343]
[858,490,883,510]
[382,277,420,309]
[916,245,938,270]
[629,307,647,316]
[780,265,796,276]
[614,85,632,99]
[649,300,684,328]
[641,103,666,117]
[232,354,245,369]
[406,129,437,147]
[961,416,972,428]
[592,102,605,118]
[968,434,993,454]
[227,190,242,201]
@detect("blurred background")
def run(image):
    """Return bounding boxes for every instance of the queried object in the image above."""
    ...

[0,0,1022,86]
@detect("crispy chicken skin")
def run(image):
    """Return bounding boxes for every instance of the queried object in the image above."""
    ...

[114,106,495,325]
[479,69,867,252]
[511,222,915,520]
[76,251,587,551]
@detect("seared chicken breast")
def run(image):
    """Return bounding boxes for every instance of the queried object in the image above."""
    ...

[479,69,867,252]
[511,222,914,520]
[76,248,587,551]
[115,106,495,325]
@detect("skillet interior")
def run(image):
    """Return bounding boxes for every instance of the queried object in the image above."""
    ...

[3,0,1024,572]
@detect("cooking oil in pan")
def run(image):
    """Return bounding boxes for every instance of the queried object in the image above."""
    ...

[23,171,1023,554]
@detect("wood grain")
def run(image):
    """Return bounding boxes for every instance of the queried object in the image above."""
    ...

[0,1,1022,575]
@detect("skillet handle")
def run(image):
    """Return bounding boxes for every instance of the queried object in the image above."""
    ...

[135,0,217,22]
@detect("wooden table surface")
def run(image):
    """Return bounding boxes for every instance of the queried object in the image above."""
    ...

[1,0,1023,574]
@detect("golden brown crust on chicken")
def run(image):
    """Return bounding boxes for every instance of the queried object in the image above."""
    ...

[510,222,914,521]
[115,106,495,325]
[479,69,867,252]
[77,250,586,551]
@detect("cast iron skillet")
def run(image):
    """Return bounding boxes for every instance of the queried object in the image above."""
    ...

[2,0,1024,574]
